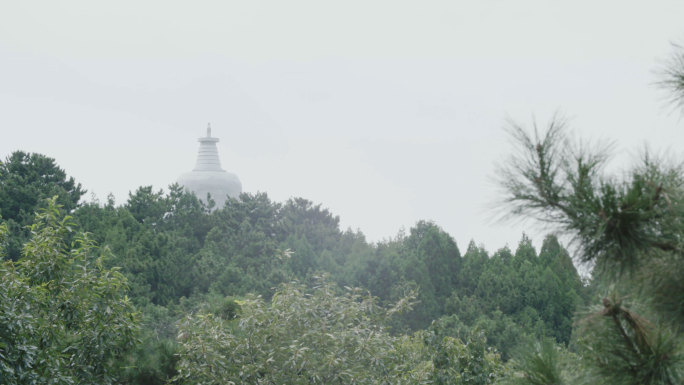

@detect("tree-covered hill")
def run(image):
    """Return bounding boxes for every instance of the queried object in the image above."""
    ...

[0,149,589,384]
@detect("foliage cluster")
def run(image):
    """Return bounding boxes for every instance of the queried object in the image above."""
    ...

[0,151,84,260]
[172,277,503,385]
[0,198,138,385]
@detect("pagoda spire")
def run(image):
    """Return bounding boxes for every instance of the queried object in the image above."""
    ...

[193,124,222,171]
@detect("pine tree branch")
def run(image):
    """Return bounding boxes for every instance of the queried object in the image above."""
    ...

[602,298,641,361]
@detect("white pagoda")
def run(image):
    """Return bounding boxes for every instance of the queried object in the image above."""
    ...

[177,124,242,208]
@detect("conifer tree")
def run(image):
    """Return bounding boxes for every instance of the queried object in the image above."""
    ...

[496,118,683,384]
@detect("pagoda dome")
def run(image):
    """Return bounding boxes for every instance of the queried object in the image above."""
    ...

[177,124,242,209]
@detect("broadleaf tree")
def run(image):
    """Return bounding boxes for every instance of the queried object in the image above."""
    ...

[172,276,504,385]
[0,197,139,385]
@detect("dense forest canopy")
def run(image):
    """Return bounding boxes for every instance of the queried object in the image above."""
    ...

[0,149,588,384]
[1,43,682,385]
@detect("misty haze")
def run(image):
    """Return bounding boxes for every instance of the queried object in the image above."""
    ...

[1,1,683,384]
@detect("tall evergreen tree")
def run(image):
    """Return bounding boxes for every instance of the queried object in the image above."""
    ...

[0,151,84,260]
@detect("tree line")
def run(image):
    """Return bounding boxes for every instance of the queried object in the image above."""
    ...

[0,150,586,384]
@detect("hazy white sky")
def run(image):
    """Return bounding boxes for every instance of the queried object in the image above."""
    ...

[1,1,683,251]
